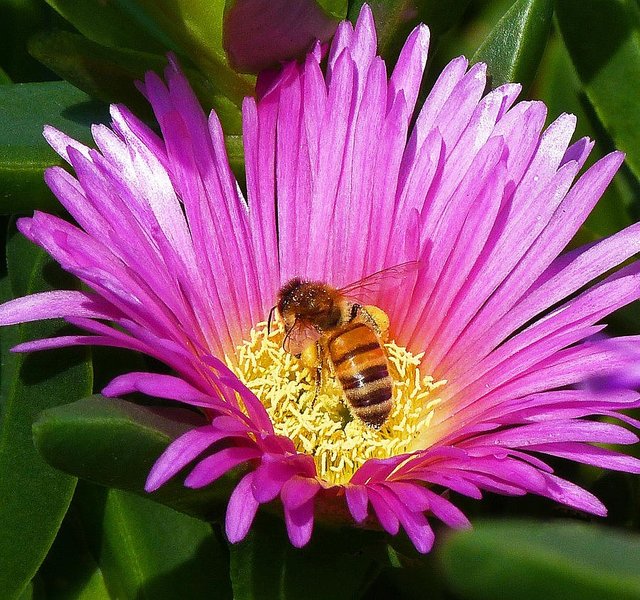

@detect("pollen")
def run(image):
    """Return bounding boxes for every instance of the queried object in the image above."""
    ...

[227,321,445,486]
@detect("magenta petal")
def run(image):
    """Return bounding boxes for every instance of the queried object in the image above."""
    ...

[541,473,607,516]
[12,335,107,352]
[251,458,296,503]
[281,476,321,510]
[418,472,483,500]
[102,372,220,408]
[368,488,400,535]
[0,290,120,325]
[421,488,471,529]
[226,473,260,543]
[529,442,640,473]
[375,485,436,553]
[398,509,435,554]
[474,420,638,447]
[203,356,275,433]
[146,425,225,491]
[284,499,315,548]
[382,481,430,512]
[185,447,260,488]
[345,485,369,523]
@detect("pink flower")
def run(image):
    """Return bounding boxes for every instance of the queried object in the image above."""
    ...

[2,6,640,553]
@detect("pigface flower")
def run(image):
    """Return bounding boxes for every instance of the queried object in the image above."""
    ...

[2,5,640,553]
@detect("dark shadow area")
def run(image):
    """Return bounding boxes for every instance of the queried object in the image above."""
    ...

[135,526,233,600]
[60,100,111,129]
[557,0,632,84]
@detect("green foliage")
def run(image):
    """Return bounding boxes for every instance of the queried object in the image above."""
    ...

[28,30,243,132]
[439,520,640,600]
[0,0,54,82]
[557,0,640,181]
[44,0,172,53]
[229,512,383,600]
[37,502,111,600]
[70,483,232,599]
[472,0,554,91]
[33,395,241,521]
[0,81,109,213]
[0,226,92,600]
[35,482,233,599]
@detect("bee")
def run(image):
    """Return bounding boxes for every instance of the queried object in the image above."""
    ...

[271,262,420,428]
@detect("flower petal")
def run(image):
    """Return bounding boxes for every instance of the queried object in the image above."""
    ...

[226,473,260,543]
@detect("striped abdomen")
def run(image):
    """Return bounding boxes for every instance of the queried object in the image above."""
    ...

[328,322,393,428]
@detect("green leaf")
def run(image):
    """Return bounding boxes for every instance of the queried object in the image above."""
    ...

[131,0,255,104]
[534,35,634,239]
[0,0,54,82]
[0,66,12,85]
[44,0,171,53]
[318,0,348,20]
[0,81,109,213]
[223,0,344,73]
[33,395,242,521]
[72,483,232,599]
[16,576,45,600]
[225,133,246,186]
[46,0,254,102]
[29,30,243,133]
[438,519,640,600]
[230,512,382,600]
[348,0,471,64]
[471,0,554,91]
[134,0,226,60]
[38,503,110,600]
[28,30,169,116]
[0,226,92,600]
[556,0,640,180]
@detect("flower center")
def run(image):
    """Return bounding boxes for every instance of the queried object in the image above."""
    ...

[228,321,445,486]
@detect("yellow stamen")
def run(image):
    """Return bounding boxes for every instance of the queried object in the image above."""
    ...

[227,321,445,486]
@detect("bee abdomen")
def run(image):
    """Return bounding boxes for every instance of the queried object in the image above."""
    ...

[329,323,393,428]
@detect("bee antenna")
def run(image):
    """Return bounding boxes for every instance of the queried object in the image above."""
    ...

[267,305,276,333]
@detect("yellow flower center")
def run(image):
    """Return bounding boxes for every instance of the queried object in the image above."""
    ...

[228,321,445,486]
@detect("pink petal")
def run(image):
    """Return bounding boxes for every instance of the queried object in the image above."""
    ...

[284,499,315,548]
[185,446,260,488]
[102,372,221,408]
[0,290,120,325]
[368,488,400,535]
[226,473,260,543]
[146,425,227,491]
[345,485,369,523]
[281,476,321,511]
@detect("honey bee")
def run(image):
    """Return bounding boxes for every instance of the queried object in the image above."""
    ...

[271,262,420,428]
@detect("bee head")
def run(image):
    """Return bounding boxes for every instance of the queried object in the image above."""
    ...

[277,279,339,330]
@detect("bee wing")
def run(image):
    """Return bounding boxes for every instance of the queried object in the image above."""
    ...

[283,320,322,356]
[338,260,423,304]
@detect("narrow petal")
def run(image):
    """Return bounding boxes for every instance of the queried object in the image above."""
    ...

[102,372,220,408]
[368,488,400,535]
[284,499,315,548]
[345,485,369,523]
[226,473,260,543]
[0,290,120,325]
[146,425,228,491]
[185,447,260,488]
